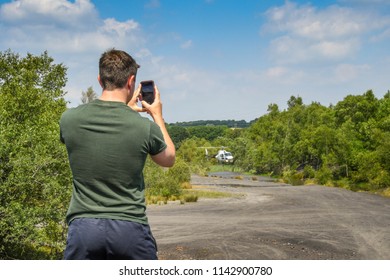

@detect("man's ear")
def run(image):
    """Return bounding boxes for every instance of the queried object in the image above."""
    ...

[97,75,103,88]
[127,75,136,89]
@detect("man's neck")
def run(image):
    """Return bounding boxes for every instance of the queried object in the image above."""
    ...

[99,88,128,103]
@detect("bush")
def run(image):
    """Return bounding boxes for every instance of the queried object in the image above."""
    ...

[282,168,304,185]
[334,178,351,190]
[304,178,317,185]
[303,165,316,179]
[182,194,198,203]
[315,165,333,185]
[0,50,71,259]
[144,157,191,201]
[167,159,191,184]
[381,188,390,197]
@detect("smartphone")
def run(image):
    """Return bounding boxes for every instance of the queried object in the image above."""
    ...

[140,80,155,105]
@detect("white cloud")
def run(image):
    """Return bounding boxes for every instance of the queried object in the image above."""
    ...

[262,1,388,64]
[370,27,390,42]
[311,39,359,59]
[264,2,370,39]
[0,1,142,54]
[266,67,288,78]
[0,0,146,107]
[135,48,153,59]
[0,0,98,28]
[100,18,139,37]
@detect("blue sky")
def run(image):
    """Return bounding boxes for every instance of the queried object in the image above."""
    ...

[0,0,389,122]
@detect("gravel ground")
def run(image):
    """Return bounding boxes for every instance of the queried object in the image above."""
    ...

[147,172,390,260]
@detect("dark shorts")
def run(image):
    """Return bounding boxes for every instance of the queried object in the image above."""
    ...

[63,218,158,260]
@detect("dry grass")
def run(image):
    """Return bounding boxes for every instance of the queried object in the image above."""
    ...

[186,185,243,199]
[181,193,198,203]
[379,188,390,198]
[146,184,239,205]
[304,178,317,185]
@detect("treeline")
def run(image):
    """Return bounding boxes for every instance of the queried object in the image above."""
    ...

[237,93,390,190]
[168,125,230,146]
[170,119,251,128]
[167,121,251,147]
[174,92,390,192]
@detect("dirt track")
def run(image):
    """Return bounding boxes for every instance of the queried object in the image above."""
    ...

[147,172,390,260]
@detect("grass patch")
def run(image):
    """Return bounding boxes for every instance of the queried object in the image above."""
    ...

[377,187,390,198]
[185,185,243,199]
[181,193,198,203]
[207,164,244,173]
[146,195,168,205]
[303,178,317,185]
[146,184,240,205]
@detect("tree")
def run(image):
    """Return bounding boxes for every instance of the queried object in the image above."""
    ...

[0,50,71,259]
[167,125,190,149]
[287,95,303,109]
[187,125,229,141]
[334,90,378,128]
[81,86,97,104]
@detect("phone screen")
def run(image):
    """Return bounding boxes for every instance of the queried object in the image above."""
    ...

[141,81,155,104]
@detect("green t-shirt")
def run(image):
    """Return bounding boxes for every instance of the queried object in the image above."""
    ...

[60,99,167,225]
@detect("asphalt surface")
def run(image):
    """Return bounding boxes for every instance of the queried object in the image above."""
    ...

[147,172,390,260]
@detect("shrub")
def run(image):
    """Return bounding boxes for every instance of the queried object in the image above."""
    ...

[334,178,351,190]
[304,178,317,185]
[315,165,333,185]
[381,188,390,197]
[182,194,198,203]
[282,168,304,185]
[303,165,316,179]
[0,50,70,259]
[144,157,191,200]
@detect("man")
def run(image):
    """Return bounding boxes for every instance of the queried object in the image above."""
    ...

[60,49,175,260]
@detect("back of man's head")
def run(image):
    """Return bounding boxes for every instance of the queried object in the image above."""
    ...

[99,49,140,90]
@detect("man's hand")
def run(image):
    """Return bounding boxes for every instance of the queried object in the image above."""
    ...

[140,85,163,122]
[127,84,145,112]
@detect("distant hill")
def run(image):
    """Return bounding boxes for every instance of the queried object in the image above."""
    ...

[169,119,254,128]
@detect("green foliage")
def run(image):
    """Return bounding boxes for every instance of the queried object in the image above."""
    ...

[282,169,304,186]
[170,119,250,128]
[81,86,97,104]
[144,157,190,200]
[167,124,232,149]
[167,125,190,149]
[234,91,390,192]
[176,138,212,175]
[181,193,198,203]
[0,50,71,259]
[187,125,229,141]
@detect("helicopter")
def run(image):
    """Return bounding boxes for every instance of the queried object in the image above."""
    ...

[215,149,234,163]
[199,146,234,164]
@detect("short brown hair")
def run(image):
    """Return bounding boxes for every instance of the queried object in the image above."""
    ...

[99,49,140,90]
